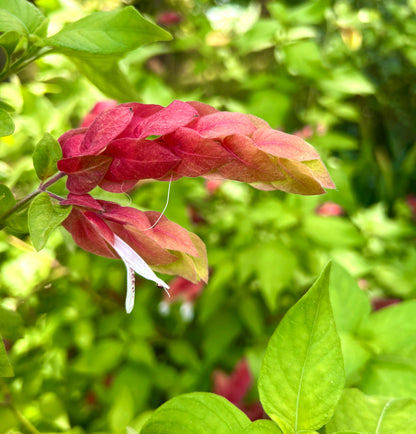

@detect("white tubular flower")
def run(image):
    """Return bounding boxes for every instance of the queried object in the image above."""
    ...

[112,235,169,313]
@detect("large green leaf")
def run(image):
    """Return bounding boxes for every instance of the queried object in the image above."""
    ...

[28,192,71,251]
[43,6,171,55]
[0,335,13,377]
[326,388,416,433]
[140,392,251,434]
[0,108,14,137]
[32,133,62,181]
[71,56,139,102]
[240,420,284,433]
[259,263,345,433]
[0,0,47,37]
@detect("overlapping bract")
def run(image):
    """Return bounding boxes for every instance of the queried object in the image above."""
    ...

[62,193,208,285]
[57,100,335,195]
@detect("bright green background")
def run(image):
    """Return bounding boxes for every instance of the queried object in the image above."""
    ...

[1,0,416,432]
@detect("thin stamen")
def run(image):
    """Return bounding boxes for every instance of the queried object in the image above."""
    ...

[144,174,173,231]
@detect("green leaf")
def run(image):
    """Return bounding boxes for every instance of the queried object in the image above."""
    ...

[0,184,15,217]
[329,262,371,334]
[140,392,251,434]
[360,357,416,398]
[254,242,297,311]
[0,10,29,38]
[0,0,47,37]
[3,206,28,233]
[287,0,331,25]
[302,215,365,249]
[32,133,62,180]
[282,40,326,79]
[43,6,171,55]
[109,386,135,431]
[0,31,20,72]
[201,310,240,364]
[28,192,71,251]
[258,262,345,433]
[70,56,139,102]
[39,392,70,431]
[0,30,23,54]
[326,388,416,433]
[0,306,24,340]
[338,333,370,386]
[320,68,375,96]
[72,339,124,375]
[358,300,416,357]
[239,420,283,433]
[0,108,14,137]
[0,335,13,377]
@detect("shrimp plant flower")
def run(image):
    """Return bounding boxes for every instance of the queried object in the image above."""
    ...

[57,100,335,312]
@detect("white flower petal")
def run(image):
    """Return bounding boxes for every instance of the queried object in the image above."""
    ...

[112,235,169,313]
[125,265,135,314]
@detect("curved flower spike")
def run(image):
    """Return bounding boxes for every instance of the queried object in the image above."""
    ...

[61,194,207,313]
[57,100,334,196]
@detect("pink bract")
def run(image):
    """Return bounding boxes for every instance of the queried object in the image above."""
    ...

[61,194,208,312]
[57,100,335,196]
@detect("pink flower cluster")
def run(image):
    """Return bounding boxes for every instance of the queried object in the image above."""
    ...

[57,100,334,196]
[58,100,334,312]
[61,193,207,313]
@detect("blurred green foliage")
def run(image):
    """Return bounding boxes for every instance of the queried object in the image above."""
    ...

[1,0,416,432]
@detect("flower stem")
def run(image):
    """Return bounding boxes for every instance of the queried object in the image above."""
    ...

[0,172,66,225]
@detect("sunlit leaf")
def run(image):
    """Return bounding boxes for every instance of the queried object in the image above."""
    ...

[259,263,345,433]
[0,0,47,37]
[239,420,283,433]
[32,133,62,180]
[326,388,416,433]
[141,392,251,434]
[28,192,71,251]
[43,7,171,55]
[0,108,14,137]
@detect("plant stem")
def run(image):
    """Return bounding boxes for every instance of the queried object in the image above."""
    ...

[9,403,41,434]
[46,191,66,202]
[0,47,53,82]
[0,172,66,225]
[0,381,41,434]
